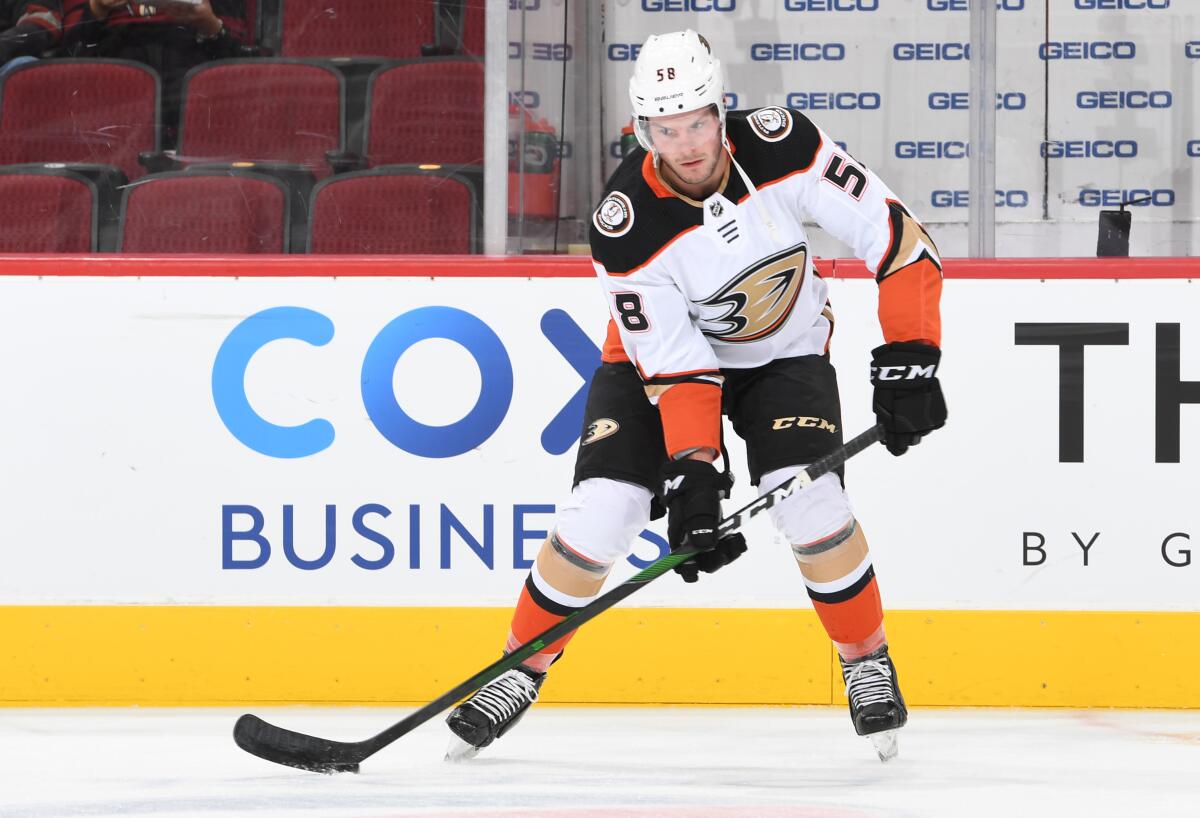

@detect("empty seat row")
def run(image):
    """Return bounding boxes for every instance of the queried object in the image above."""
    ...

[0,57,483,182]
[0,164,480,254]
[261,0,483,59]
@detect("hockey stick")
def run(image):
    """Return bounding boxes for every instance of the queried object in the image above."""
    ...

[233,423,885,773]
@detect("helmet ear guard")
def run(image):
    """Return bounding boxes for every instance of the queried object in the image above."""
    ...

[628,30,727,156]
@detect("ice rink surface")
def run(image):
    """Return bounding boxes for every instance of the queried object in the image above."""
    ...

[2,706,1198,818]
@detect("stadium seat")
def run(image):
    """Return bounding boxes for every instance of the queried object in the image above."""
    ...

[119,170,291,253]
[279,0,435,59]
[362,58,483,167]
[307,165,480,254]
[0,165,98,252]
[0,60,160,182]
[171,59,344,178]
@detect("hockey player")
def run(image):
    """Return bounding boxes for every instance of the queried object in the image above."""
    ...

[446,29,946,762]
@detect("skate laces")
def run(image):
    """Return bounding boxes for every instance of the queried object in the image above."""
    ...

[843,657,896,709]
[466,669,540,725]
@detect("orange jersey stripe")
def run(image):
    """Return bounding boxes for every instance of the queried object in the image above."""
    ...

[657,381,722,458]
[877,257,943,346]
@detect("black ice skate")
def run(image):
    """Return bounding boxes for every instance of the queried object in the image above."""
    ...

[444,665,545,761]
[840,646,908,762]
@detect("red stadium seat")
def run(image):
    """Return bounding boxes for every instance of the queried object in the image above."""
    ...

[307,165,479,254]
[119,171,290,253]
[280,0,435,59]
[175,60,344,177]
[0,165,97,252]
[0,60,160,182]
[363,58,483,167]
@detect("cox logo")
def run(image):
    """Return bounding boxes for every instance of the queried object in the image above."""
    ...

[1079,189,1174,207]
[751,42,846,61]
[508,42,573,61]
[508,90,540,110]
[607,43,641,61]
[1075,0,1168,7]
[787,91,881,110]
[895,141,969,159]
[931,190,1030,208]
[212,306,600,459]
[784,0,879,9]
[928,91,1026,110]
[928,0,1024,8]
[1040,41,1135,59]
[642,0,735,9]
[1041,140,1137,158]
[1077,90,1171,109]
[894,42,969,61]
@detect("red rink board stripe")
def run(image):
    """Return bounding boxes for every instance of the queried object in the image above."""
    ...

[0,254,1195,279]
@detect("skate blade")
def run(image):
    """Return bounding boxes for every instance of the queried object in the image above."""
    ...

[869,729,899,762]
[444,734,481,763]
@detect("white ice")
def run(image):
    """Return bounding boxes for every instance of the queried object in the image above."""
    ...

[2,707,1198,818]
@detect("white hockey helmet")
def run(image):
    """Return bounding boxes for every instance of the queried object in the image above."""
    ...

[628,30,725,154]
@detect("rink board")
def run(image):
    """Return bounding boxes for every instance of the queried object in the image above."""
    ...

[0,255,1198,707]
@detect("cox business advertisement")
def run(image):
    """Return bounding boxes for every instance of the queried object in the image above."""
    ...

[1,260,1197,706]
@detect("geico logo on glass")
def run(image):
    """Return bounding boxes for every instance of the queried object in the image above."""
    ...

[1186,41,1200,59]
[1189,140,1200,158]
[1077,90,1171,109]
[641,0,735,10]
[751,42,846,61]
[1041,140,1138,158]
[927,0,1024,9]
[783,0,878,10]
[1079,188,1174,207]
[508,90,540,110]
[929,91,1026,110]
[1040,41,1135,59]
[931,190,1029,208]
[1074,0,1168,8]
[895,141,969,159]
[786,91,880,110]
[894,42,969,60]
[508,41,572,61]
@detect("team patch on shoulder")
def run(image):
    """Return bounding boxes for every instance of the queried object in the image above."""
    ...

[748,106,793,142]
[593,191,635,238]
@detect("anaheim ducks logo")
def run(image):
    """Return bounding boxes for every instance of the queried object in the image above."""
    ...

[582,418,620,445]
[748,106,793,142]
[593,192,634,238]
[696,244,807,343]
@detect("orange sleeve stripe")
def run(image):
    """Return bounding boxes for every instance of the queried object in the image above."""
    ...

[877,257,943,346]
[657,381,722,458]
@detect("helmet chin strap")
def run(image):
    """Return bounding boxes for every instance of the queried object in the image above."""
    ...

[723,135,783,246]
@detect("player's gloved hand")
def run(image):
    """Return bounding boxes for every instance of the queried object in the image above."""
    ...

[658,459,733,583]
[870,341,947,457]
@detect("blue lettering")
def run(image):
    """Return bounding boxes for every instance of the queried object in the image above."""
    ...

[895,141,969,159]
[1074,0,1168,8]
[508,90,540,109]
[784,0,879,9]
[1188,140,1200,158]
[513,504,555,569]
[1041,140,1138,158]
[786,91,881,110]
[607,43,641,61]
[440,504,494,569]
[927,0,1024,8]
[1188,42,1200,59]
[222,505,271,569]
[628,530,670,569]
[1040,41,1136,60]
[642,0,736,10]
[1077,90,1171,109]
[750,42,846,61]
[1079,189,1174,207]
[894,42,970,61]
[351,504,395,570]
[282,505,337,570]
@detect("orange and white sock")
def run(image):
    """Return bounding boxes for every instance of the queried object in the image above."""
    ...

[504,559,597,673]
[794,522,887,661]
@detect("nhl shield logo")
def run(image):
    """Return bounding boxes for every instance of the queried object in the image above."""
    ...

[748,106,793,142]
[593,192,635,238]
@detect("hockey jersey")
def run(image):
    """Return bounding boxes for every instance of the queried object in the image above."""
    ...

[588,106,942,458]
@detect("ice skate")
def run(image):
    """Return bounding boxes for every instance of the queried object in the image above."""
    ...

[840,646,908,762]
[444,666,545,761]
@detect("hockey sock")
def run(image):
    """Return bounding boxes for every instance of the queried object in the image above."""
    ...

[505,559,596,673]
[793,520,887,661]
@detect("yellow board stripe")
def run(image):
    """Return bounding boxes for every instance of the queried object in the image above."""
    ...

[1,607,1197,707]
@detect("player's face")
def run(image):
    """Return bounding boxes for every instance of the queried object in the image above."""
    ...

[648,107,725,195]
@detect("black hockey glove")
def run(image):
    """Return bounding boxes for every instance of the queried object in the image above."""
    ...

[870,341,947,457]
[658,459,740,583]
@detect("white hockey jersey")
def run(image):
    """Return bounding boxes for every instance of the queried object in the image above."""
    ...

[588,106,943,457]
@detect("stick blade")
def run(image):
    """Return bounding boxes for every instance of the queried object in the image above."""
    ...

[233,714,363,774]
